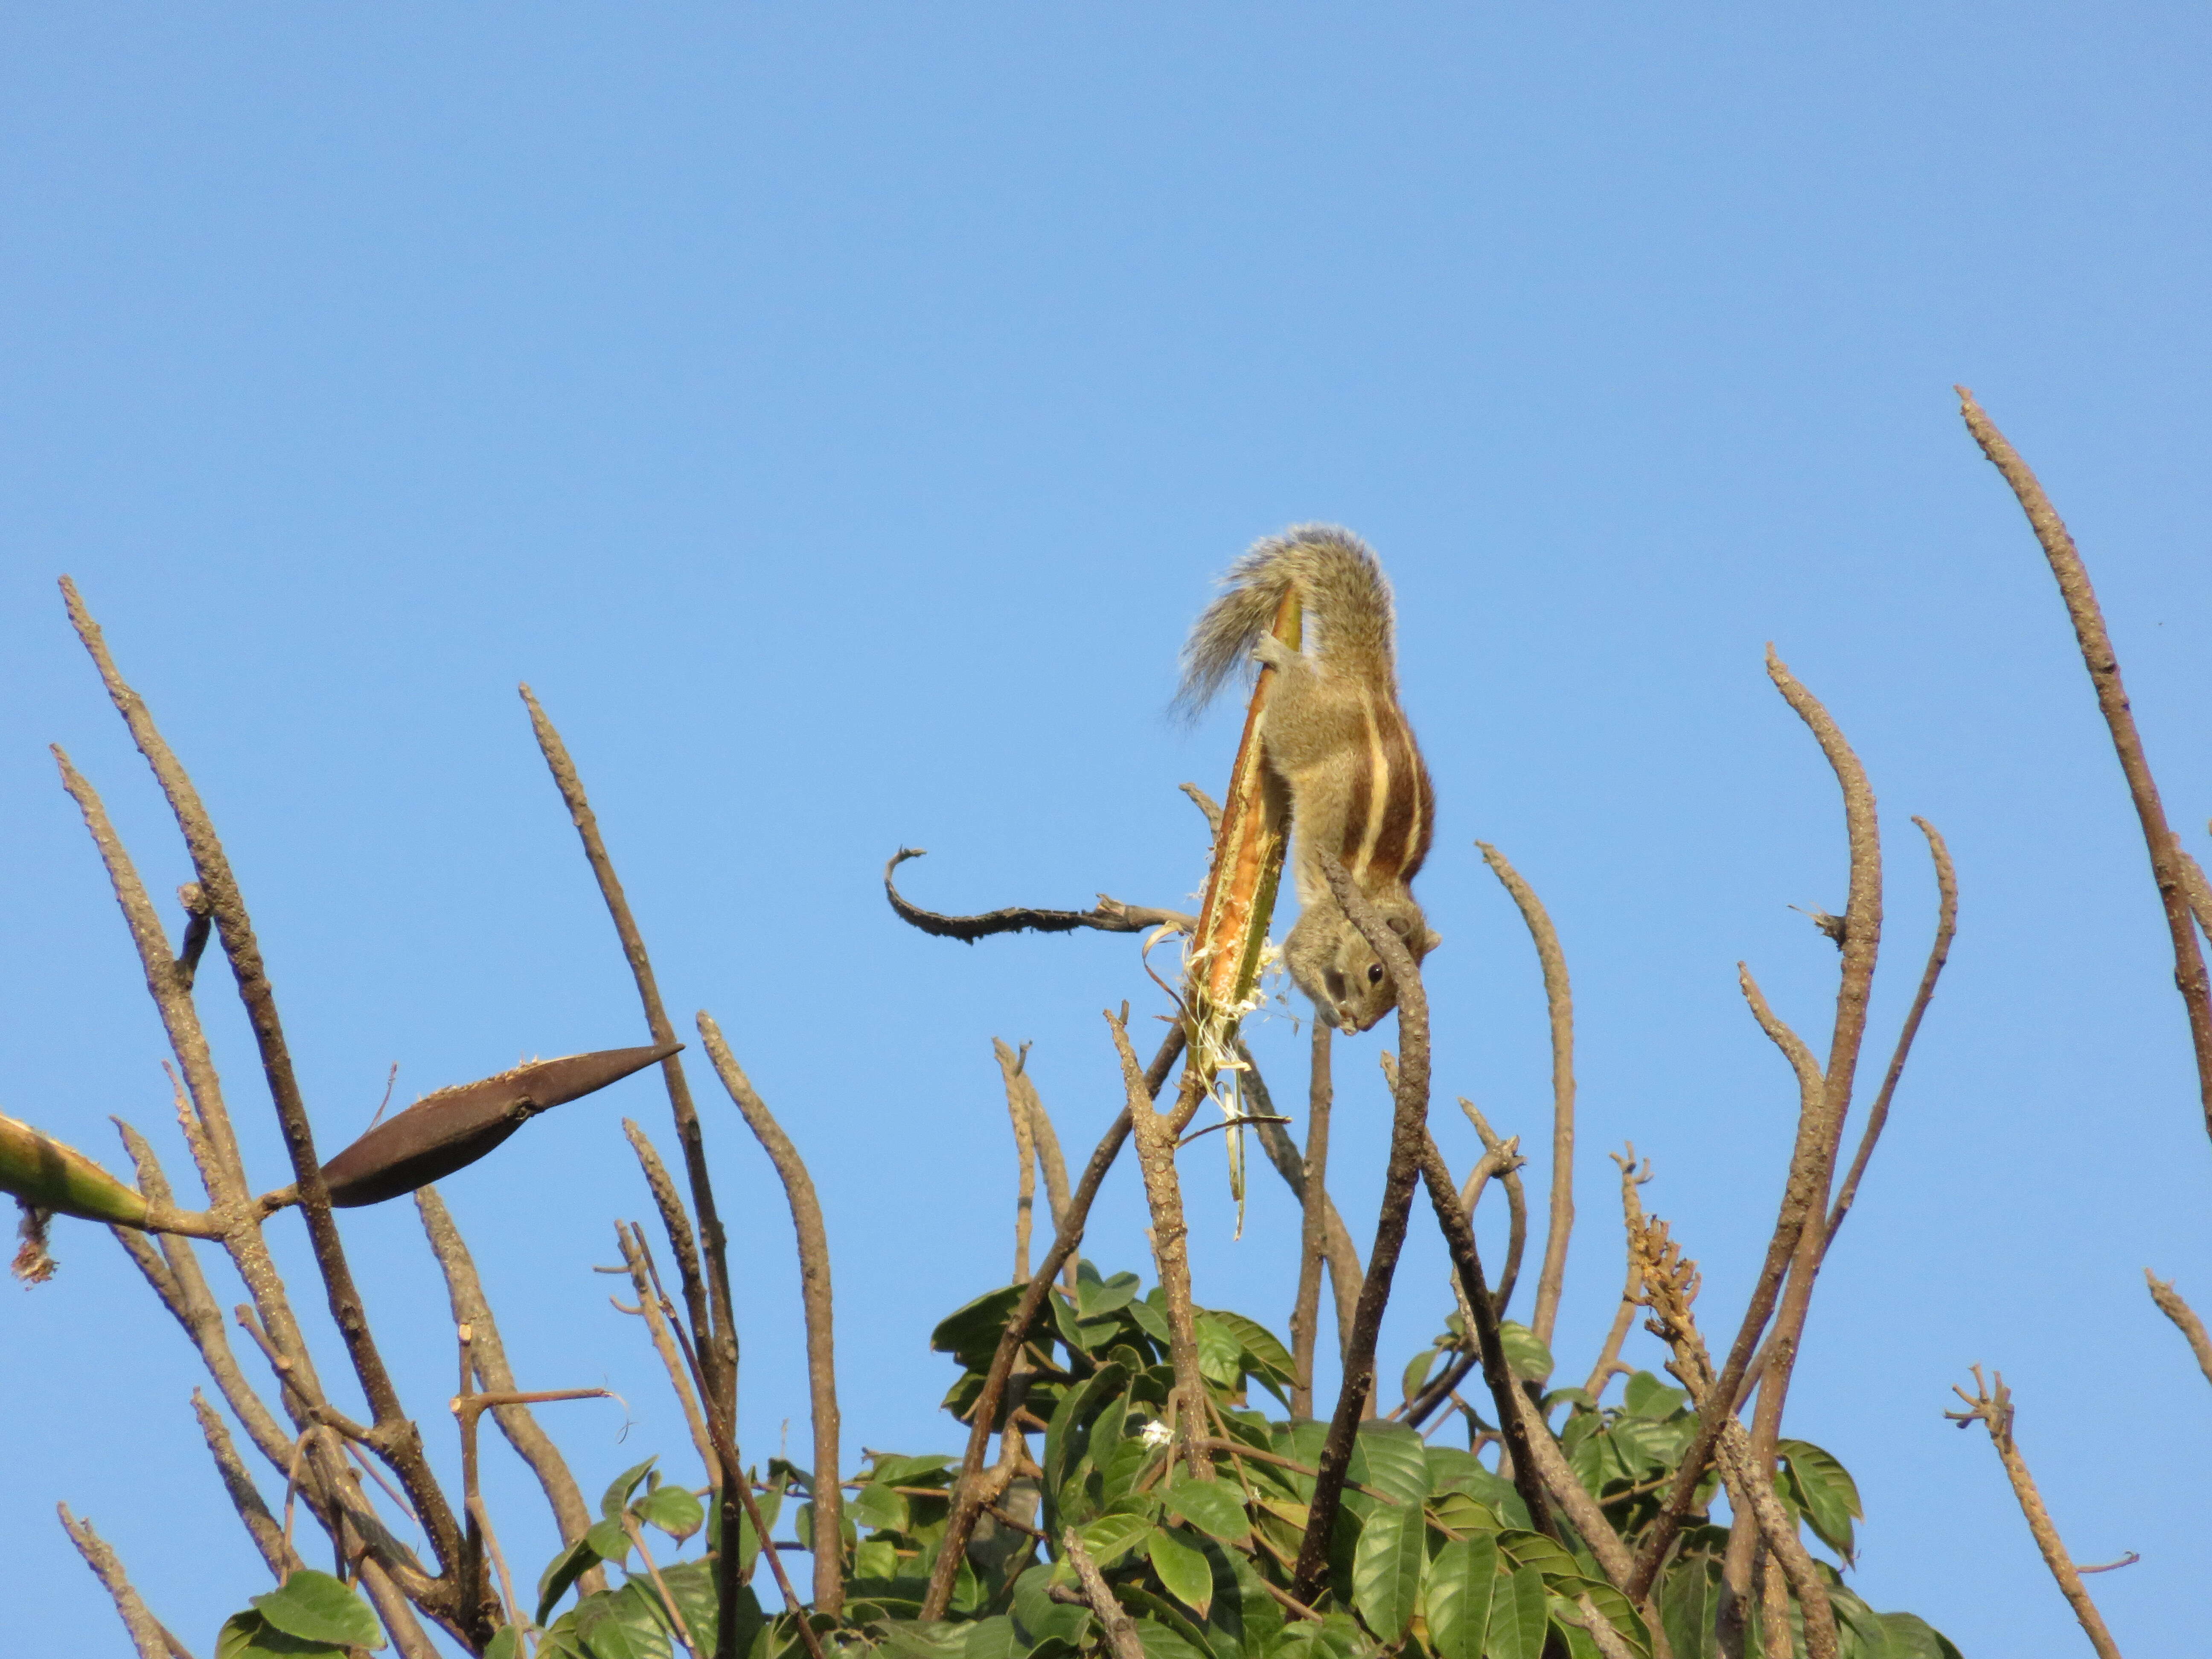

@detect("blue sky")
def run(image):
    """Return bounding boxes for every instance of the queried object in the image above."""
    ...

[4,6,2209,1654]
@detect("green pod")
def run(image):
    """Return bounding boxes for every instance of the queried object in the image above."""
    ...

[320,1041,681,1208]
[0,1114,151,1227]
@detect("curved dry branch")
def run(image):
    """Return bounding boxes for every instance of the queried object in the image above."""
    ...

[1476,843,1577,1348]
[1960,387,2212,1151]
[1459,1100,1530,1316]
[2144,1272,2212,1390]
[885,849,1195,940]
[993,1040,1042,1282]
[697,1012,844,1616]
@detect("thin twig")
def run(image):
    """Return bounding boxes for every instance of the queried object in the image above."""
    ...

[613,1222,720,1478]
[920,1025,1186,1621]
[2145,1271,2212,1388]
[1947,1368,2125,1659]
[1960,387,2212,1150]
[1292,1021,1331,1417]
[415,1186,600,1592]
[1477,842,1578,1349]
[57,1505,195,1659]
[523,684,738,1421]
[1243,1048,1364,1368]
[697,1011,844,1613]
[1179,782,1224,840]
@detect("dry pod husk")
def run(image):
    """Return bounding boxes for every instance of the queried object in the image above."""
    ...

[320,1042,681,1207]
[0,1112,151,1228]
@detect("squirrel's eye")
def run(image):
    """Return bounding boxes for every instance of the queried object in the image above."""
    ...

[1367,963,1385,986]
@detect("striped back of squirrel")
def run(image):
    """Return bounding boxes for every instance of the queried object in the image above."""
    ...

[1339,685,1435,896]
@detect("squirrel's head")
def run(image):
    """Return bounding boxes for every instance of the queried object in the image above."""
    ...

[1309,903,1441,1033]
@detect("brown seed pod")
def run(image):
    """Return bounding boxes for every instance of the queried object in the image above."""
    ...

[320,1042,681,1208]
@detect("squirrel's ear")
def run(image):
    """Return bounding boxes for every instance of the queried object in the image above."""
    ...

[1419,928,1443,955]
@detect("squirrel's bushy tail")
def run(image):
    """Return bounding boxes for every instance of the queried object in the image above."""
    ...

[1174,523,1398,717]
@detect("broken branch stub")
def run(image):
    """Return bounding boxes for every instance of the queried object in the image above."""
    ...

[321,1043,681,1207]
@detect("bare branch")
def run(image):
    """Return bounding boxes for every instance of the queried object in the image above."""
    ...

[1242,1044,1364,1371]
[57,1506,194,1659]
[697,1011,844,1614]
[1947,1368,2125,1659]
[993,1040,1041,1282]
[191,1390,300,1579]
[1062,1527,1146,1659]
[1582,1149,1653,1401]
[522,684,738,1421]
[884,849,1195,940]
[1960,387,2212,1149]
[2145,1271,2212,1389]
[1476,842,1577,1348]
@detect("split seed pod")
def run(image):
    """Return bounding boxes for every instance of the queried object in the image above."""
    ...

[320,1042,681,1208]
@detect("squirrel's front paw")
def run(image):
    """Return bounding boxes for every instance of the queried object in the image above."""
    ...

[1251,634,1298,671]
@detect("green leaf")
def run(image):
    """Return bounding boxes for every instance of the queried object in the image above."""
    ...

[1429,1490,1504,1537]
[849,1480,910,1534]
[548,1580,677,1659]
[1497,1323,1554,1385]
[600,1457,659,1519]
[1560,1579,1650,1656]
[1659,1554,1719,1659]
[1348,1420,1431,1507]
[1128,1295,1173,1349]
[932,1284,1028,1371]
[1877,1612,1964,1659]
[1148,1525,1216,1617]
[1043,1359,1132,1530]
[964,1614,1021,1659]
[1205,1309,1297,1404]
[1496,1528,1580,1582]
[216,1612,345,1659]
[1160,1471,1250,1541]
[1621,1372,1688,1420]
[1076,1262,1142,1319]
[1351,1488,1428,1642]
[587,1515,632,1563]
[250,1569,386,1649]
[1079,1506,1159,1571]
[1403,1345,1443,1406]
[1134,1617,1212,1659]
[1423,1534,1501,1659]
[537,1534,603,1626]
[870,1452,954,1488]
[1193,1313,1246,1389]
[634,1481,706,1542]
[486,1629,521,1659]
[1778,1440,1862,1563]
[1199,1533,1284,1656]
[1483,1564,1549,1659]
[1012,1563,1094,1650]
